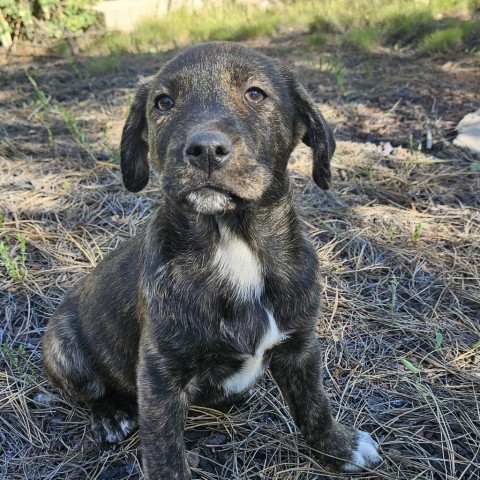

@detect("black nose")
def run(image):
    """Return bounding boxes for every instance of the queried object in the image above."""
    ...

[185,132,232,172]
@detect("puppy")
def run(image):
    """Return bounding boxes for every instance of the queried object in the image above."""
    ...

[43,42,381,479]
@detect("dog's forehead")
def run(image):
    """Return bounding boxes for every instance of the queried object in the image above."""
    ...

[154,42,288,92]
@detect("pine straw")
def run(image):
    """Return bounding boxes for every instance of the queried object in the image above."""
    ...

[1,45,480,480]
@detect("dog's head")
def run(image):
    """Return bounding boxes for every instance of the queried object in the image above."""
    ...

[121,42,335,215]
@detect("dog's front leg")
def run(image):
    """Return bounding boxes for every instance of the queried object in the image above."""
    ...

[270,334,381,472]
[138,343,192,480]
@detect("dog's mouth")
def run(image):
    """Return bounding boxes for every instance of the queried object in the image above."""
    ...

[180,184,245,215]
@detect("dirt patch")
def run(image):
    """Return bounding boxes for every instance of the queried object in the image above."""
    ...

[1,32,479,480]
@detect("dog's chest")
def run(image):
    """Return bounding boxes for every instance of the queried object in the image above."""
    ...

[212,226,263,300]
[222,309,286,395]
[211,227,287,394]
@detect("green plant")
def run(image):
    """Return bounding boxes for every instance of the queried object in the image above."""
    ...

[26,70,49,109]
[0,0,98,47]
[363,60,373,79]
[343,27,378,52]
[402,358,421,374]
[388,225,397,242]
[420,26,464,53]
[84,56,117,74]
[363,162,373,180]
[321,57,346,95]
[412,222,424,242]
[309,16,341,35]
[408,133,415,154]
[25,71,54,144]
[308,32,327,48]
[62,108,95,161]
[1,342,27,369]
[0,234,27,280]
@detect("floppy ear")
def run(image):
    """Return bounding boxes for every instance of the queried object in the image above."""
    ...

[120,77,153,192]
[294,82,335,190]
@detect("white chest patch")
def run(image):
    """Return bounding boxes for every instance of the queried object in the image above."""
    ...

[212,226,263,300]
[223,311,287,395]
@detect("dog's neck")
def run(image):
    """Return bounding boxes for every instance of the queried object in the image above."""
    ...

[145,186,318,322]
[157,188,301,256]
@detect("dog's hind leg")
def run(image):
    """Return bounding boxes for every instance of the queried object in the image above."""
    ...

[43,304,137,444]
[43,307,106,403]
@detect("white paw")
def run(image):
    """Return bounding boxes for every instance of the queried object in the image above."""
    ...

[118,416,137,437]
[341,430,381,472]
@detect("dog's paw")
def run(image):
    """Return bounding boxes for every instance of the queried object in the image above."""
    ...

[340,430,381,472]
[91,405,137,444]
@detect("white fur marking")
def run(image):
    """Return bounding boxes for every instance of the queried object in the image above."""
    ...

[223,311,287,394]
[213,226,262,300]
[186,191,229,214]
[341,430,381,472]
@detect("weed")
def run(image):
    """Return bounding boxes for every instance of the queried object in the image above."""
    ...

[363,162,373,180]
[309,16,342,35]
[308,33,327,49]
[25,71,49,110]
[402,358,421,374]
[420,26,464,54]
[408,133,415,154]
[331,58,345,95]
[412,223,424,242]
[382,13,437,47]
[388,225,397,242]
[62,109,95,161]
[84,56,118,74]
[0,234,27,281]
[363,61,373,79]
[102,33,132,54]
[1,343,27,369]
[342,27,378,52]
[25,71,54,144]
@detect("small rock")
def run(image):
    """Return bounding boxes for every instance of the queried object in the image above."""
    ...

[95,150,111,161]
[382,141,394,155]
[34,393,54,404]
[206,433,228,446]
[186,448,200,469]
[425,129,433,150]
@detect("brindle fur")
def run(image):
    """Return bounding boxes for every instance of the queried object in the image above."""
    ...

[43,42,381,479]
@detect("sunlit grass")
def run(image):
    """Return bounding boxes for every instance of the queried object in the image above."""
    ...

[342,27,378,52]
[420,26,464,53]
[86,0,480,56]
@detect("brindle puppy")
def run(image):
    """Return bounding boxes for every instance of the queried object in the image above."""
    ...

[43,42,381,479]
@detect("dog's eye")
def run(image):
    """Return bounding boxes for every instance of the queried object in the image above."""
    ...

[244,87,267,103]
[154,94,175,111]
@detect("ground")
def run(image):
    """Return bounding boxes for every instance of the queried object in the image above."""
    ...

[1,28,479,480]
